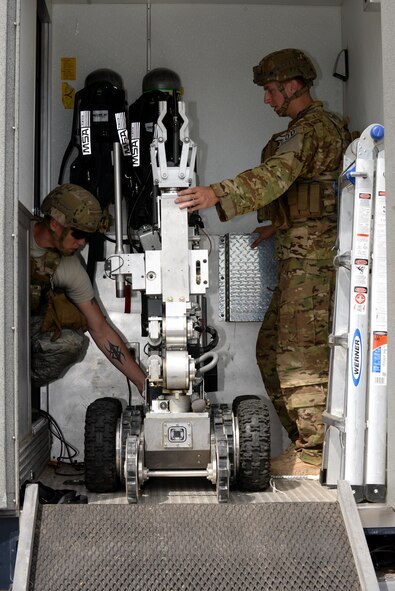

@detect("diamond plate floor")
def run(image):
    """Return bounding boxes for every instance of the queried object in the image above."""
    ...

[29,502,360,591]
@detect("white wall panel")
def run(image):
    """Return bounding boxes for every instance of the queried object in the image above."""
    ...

[341,0,382,132]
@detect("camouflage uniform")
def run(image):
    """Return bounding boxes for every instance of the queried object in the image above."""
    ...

[211,101,350,464]
[31,184,101,386]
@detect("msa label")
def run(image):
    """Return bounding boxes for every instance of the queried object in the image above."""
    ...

[351,329,362,387]
[80,111,91,155]
[131,122,141,167]
[115,112,131,157]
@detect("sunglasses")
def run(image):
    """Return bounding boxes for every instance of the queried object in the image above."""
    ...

[70,228,92,241]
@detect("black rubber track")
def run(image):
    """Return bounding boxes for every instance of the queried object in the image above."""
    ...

[84,397,122,493]
[236,398,271,491]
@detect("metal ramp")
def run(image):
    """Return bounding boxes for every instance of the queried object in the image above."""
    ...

[12,481,379,591]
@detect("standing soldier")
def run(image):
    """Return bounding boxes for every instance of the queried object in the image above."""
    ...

[176,48,351,475]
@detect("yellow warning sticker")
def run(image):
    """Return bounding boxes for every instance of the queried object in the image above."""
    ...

[61,57,76,81]
[62,82,75,109]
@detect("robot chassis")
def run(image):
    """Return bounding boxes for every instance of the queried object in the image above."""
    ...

[84,99,271,503]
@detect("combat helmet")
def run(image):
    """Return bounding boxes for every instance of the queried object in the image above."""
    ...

[84,68,124,90]
[142,67,182,94]
[253,48,317,87]
[41,184,102,233]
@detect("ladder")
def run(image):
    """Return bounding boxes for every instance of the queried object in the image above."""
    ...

[322,124,387,503]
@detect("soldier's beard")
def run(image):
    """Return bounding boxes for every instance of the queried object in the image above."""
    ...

[54,240,74,257]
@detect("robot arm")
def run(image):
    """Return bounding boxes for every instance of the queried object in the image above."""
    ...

[150,100,197,192]
[109,97,215,407]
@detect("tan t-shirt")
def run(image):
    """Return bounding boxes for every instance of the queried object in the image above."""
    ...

[31,226,94,304]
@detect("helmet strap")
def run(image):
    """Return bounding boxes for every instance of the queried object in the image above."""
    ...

[275,81,310,116]
[43,218,72,256]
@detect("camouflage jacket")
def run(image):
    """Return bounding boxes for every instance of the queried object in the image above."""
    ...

[31,248,62,312]
[211,101,350,259]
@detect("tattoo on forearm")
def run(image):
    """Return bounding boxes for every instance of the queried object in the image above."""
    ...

[106,341,125,364]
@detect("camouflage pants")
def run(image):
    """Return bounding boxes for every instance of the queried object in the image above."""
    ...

[256,257,334,462]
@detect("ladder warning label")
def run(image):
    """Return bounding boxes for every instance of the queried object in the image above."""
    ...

[372,331,387,384]
[353,253,368,313]
[356,194,372,258]
[355,292,366,305]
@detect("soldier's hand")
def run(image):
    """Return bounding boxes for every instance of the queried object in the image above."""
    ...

[176,186,219,212]
[251,225,276,248]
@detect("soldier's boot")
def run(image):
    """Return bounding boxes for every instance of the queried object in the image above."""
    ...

[271,384,325,475]
[270,444,321,476]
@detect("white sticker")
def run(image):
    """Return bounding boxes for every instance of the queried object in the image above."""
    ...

[92,110,109,123]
